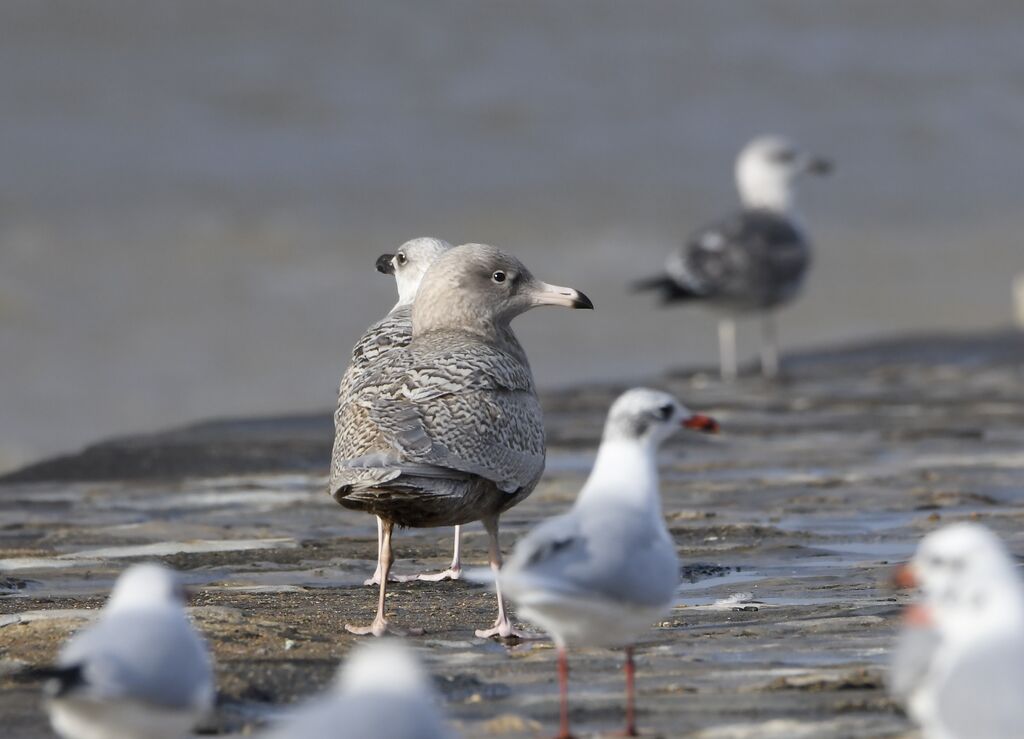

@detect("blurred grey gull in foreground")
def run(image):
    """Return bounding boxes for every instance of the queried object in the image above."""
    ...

[331,237,463,586]
[890,523,1024,739]
[331,243,593,637]
[261,640,456,739]
[635,135,832,380]
[29,563,214,739]
[498,388,718,737]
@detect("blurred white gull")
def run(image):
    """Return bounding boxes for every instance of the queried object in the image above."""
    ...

[331,237,464,586]
[890,522,1024,739]
[35,563,214,739]
[498,388,718,737]
[261,640,456,739]
[635,135,832,380]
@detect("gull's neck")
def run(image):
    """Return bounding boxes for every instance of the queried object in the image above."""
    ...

[575,436,663,521]
[735,164,797,216]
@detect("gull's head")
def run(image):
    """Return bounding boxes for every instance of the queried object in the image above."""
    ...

[375,237,453,306]
[105,562,187,614]
[735,135,833,213]
[412,243,593,337]
[604,388,719,446]
[336,640,433,697]
[896,523,1024,638]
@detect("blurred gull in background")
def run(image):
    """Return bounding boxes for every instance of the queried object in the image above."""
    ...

[635,135,832,380]
[261,640,456,739]
[498,388,718,737]
[890,523,1024,739]
[30,563,214,739]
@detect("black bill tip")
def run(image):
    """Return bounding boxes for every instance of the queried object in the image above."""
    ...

[807,157,834,176]
[375,254,395,275]
[573,290,595,310]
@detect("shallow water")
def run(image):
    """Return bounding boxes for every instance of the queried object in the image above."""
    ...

[3,335,1024,736]
[2,2,1024,470]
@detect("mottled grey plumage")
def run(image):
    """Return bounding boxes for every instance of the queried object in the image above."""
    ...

[662,209,811,314]
[331,243,592,636]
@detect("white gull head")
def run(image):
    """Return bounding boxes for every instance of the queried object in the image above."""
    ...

[734,135,832,214]
[907,522,1024,641]
[601,388,719,447]
[335,640,434,697]
[105,562,187,614]
[375,237,454,307]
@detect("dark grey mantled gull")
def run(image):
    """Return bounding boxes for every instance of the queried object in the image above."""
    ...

[333,237,464,586]
[261,641,456,739]
[498,388,718,738]
[635,135,832,380]
[31,564,214,739]
[890,523,1024,739]
[331,243,593,637]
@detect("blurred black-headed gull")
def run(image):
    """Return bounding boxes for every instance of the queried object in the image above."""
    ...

[635,135,832,380]
[331,237,463,586]
[35,563,214,739]
[890,522,1024,739]
[499,388,718,737]
[261,640,456,739]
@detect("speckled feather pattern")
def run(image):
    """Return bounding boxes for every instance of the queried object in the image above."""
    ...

[666,208,811,312]
[330,329,545,527]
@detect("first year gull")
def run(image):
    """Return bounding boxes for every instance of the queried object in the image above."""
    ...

[499,388,718,737]
[331,243,593,637]
[261,640,456,739]
[331,236,465,586]
[635,135,831,380]
[890,523,1024,739]
[29,563,214,739]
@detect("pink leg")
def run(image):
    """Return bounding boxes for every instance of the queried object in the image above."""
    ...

[557,646,574,739]
[623,646,637,737]
[474,516,540,640]
[366,523,463,584]
[346,519,423,637]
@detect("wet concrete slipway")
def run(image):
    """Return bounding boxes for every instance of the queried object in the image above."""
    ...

[2,331,1024,738]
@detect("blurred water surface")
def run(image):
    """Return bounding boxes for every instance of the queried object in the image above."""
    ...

[1,1,1022,469]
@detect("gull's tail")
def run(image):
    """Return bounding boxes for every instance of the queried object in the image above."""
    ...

[631,274,700,304]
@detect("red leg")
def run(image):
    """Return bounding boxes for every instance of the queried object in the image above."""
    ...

[557,646,573,739]
[624,646,637,737]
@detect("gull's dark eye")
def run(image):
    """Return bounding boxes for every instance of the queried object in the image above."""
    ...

[657,403,674,420]
[396,253,407,265]
[772,149,796,164]
[492,270,507,283]
[928,555,944,569]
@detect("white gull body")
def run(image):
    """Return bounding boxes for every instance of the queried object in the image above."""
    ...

[42,563,214,739]
[499,388,718,737]
[635,135,831,380]
[261,641,456,739]
[890,523,1024,739]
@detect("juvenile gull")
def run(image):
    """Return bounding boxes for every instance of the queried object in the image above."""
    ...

[499,388,718,737]
[31,563,214,739]
[890,523,1024,739]
[333,237,464,586]
[635,135,832,380]
[261,641,456,739]
[332,243,593,637]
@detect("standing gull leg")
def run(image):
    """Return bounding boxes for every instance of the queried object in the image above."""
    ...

[345,520,423,637]
[557,646,573,739]
[622,646,637,737]
[717,318,738,381]
[413,525,463,582]
[475,516,534,640]
[759,313,780,379]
